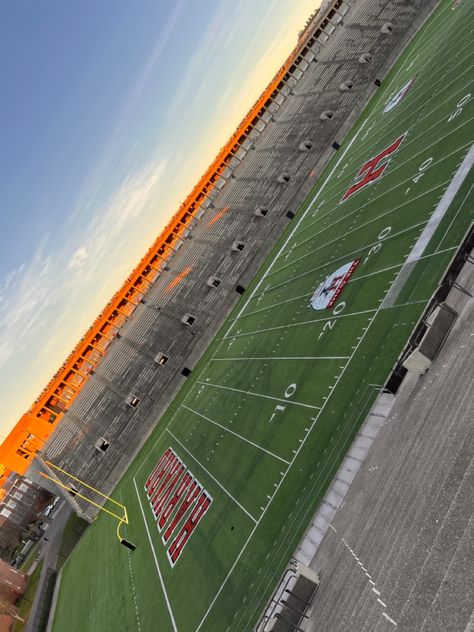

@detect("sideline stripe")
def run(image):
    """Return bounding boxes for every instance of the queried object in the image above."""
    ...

[196,381,322,411]
[210,355,350,362]
[182,405,290,465]
[133,479,178,632]
[166,428,258,524]
[119,492,143,632]
[382,142,474,307]
[435,182,474,252]
[219,300,377,344]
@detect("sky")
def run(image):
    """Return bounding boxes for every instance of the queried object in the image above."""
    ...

[0,0,320,437]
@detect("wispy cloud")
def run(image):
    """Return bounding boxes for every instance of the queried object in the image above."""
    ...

[68,247,88,271]
[71,158,168,283]
[0,241,53,369]
[0,156,168,433]
[68,0,186,232]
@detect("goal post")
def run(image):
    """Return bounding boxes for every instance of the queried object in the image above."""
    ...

[39,459,136,550]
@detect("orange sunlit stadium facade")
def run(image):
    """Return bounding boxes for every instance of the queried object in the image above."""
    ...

[0,2,346,487]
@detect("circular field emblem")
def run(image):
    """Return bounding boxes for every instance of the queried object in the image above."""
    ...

[311,259,360,310]
[384,76,416,113]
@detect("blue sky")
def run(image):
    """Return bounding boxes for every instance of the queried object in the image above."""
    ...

[0,0,319,436]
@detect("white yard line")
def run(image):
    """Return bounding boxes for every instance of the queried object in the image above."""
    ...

[210,355,349,362]
[119,492,143,632]
[226,290,313,323]
[382,142,474,308]
[196,381,322,411]
[387,0,457,89]
[166,428,258,524]
[133,478,179,632]
[218,308,378,343]
[252,219,428,300]
[225,264,404,327]
[182,405,291,465]
[274,180,449,271]
[435,182,474,252]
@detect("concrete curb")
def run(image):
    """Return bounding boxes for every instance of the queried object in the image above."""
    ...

[45,569,62,632]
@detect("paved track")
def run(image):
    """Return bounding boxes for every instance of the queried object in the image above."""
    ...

[305,260,474,632]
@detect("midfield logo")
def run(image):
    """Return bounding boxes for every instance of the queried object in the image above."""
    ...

[383,77,416,113]
[145,448,213,567]
[311,259,360,310]
[342,134,406,202]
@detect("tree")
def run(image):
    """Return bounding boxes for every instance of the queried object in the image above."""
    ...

[0,597,25,622]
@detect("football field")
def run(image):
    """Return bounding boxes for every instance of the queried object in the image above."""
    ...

[52,2,474,630]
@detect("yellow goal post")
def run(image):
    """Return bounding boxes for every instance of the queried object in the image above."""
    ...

[40,459,136,550]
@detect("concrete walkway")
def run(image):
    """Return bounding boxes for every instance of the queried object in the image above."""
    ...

[24,502,71,632]
[303,262,474,631]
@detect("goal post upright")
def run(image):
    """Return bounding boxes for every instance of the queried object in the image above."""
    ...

[39,459,136,550]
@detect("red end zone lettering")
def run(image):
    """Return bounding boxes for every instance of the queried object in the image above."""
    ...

[162,479,202,544]
[158,471,193,532]
[151,458,184,517]
[342,134,406,201]
[153,463,186,521]
[167,493,213,567]
[145,448,173,493]
[148,451,179,505]
[144,448,212,567]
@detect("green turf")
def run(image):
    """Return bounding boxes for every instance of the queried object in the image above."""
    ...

[53,2,474,630]
[56,513,89,570]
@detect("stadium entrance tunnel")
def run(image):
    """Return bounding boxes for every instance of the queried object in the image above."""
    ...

[231,240,246,252]
[298,140,313,152]
[154,352,169,366]
[339,80,353,91]
[95,438,110,454]
[320,110,334,120]
[125,394,140,408]
[381,22,394,34]
[206,275,221,288]
[358,52,372,63]
[181,313,196,326]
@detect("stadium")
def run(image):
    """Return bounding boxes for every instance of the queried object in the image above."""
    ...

[0,0,473,630]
